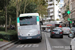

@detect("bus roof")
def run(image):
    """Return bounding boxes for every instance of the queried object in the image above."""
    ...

[19,13,39,17]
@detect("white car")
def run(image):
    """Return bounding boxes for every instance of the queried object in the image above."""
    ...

[62,27,71,35]
[70,38,75,50]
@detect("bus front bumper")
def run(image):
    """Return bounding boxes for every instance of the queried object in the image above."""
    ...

[18,34,41,40]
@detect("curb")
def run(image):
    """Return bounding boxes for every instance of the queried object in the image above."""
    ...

[0,40,18,48]
[0,42,10,48]
[1,41,19,50]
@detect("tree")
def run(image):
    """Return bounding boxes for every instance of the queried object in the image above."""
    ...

[33,0,48,17]
[25,2,37,13]
[23,0,30,13]
[16,0,22,31]
[7,4,16,27]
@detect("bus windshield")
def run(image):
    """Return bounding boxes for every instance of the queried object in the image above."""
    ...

[20,16,37,26]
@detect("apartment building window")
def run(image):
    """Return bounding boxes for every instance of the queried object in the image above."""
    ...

[59,15,61,17]
[72,0,74,2]
[49,4,53,6]
[59,11,61,13]
[72,1,75,10]
[68,0,69,3]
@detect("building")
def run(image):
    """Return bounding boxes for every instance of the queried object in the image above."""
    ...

[46,0,63,21]
[70,0,75,27]
[70,0,75,19]
[41,0,64,31]
[61,0,70,26]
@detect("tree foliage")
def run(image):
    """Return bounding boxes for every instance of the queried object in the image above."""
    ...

[0,0,47,31]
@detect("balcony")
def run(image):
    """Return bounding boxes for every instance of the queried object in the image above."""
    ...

[50,13,54,16]
[48,2,54,4]
[50,9,54,12]
[47,5,54,9]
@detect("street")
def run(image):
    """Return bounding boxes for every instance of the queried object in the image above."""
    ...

[6,31,72,50]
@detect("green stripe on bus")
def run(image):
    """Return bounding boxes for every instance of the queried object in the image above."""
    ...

[17,17,20,23]
[37,16,39,21]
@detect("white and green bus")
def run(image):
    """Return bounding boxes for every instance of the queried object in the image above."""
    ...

[17,13,42,42]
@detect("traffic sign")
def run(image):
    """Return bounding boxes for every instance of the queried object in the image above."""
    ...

[67,10,71,15]
[70,21,72,23]
[68,18,70,21]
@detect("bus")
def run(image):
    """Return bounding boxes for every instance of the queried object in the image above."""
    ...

[17,13,42,42]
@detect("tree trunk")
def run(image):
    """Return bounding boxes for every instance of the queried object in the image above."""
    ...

[16,0,19,32]
[23,0,27,13]
[9,16,11,28]
[5,6,7,32]
[23,5,26,13]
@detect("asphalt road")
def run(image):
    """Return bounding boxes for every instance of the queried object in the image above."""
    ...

[7,32,47,50]
[7,32,72,50]
[46,32,72,50]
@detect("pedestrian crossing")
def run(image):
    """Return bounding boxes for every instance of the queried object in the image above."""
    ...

[16,44,39,48]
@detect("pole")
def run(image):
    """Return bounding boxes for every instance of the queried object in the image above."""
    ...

[5,0,7,32]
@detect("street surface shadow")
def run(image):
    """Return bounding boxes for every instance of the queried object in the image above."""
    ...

[50,37,63,39]
[15,39,41,44]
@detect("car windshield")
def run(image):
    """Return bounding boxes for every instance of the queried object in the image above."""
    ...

[53,29,58,31]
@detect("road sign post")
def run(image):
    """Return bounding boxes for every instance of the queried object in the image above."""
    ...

[67,10,71,27]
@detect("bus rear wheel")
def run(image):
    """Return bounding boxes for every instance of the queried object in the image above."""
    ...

[39,37,42,42]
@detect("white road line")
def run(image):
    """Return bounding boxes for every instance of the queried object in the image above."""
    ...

[20,45,24,48]
[24,44,28,48]
[28,44,32,47]
[32,44,39,47]
[16,45,21,48]
[45,33,52,50]
[35,44,39,47]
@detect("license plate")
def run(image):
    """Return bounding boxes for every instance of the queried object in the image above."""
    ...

[27,37,32,39]
[55,32,59,34]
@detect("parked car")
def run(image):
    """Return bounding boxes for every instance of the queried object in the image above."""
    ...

[62,27,70,35]
[50,28,63,38]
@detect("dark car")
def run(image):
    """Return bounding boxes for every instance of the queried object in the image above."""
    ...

[50,28,63,38]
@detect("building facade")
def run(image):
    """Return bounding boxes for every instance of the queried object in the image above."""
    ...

[61,0,70,23]
[47,0,63,21]
[70,0,75,19]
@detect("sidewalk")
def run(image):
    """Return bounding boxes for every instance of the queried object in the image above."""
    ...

[0,41,10,48]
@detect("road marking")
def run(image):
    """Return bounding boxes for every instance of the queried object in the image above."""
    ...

[20,45,24,48]
[45,33,52,50]
[32,44,39,47]
[16,45,21,48]
[28,44,32,47]
[24,44,28,48]
[16,44,39,48]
